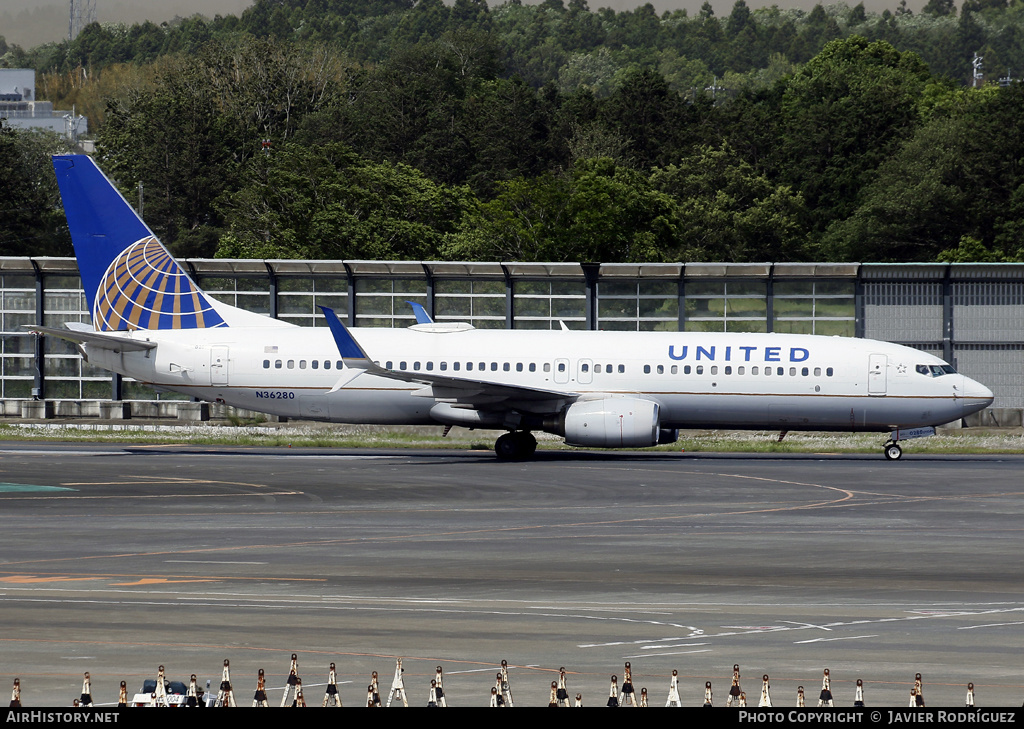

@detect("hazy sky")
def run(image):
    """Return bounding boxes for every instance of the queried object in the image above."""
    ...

[2,0,936,49]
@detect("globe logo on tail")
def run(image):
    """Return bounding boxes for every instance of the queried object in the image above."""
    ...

[93,237,226,331]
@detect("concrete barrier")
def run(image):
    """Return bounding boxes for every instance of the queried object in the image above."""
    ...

[964,408,1023,428]
[99,401,131,420]
[20,400,53,419]
[176,402,210,421]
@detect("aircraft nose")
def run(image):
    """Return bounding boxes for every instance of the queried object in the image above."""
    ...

[961,376,994,410]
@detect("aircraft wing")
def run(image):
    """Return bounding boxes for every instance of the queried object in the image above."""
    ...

[23,323,157,353]
[319,307,576,410]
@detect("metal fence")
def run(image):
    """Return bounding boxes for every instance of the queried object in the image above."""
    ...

[1,258,1021,413]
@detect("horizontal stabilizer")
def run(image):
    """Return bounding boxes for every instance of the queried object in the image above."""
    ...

[23,324,157,352]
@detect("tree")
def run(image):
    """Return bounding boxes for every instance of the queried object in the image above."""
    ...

[772,36,933,236]
[217,142,474,260]
[444,158,678,262]
[824,83,1024,262]
[652,144,808,261]
[98,56,233,256]
[922,0,956,16]
[0,121,74,257]
[600,67,682,169]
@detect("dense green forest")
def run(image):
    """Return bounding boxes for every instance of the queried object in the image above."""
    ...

[2,0,1024,263]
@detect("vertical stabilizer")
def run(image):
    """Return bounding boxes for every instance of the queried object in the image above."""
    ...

[52,154,227,331]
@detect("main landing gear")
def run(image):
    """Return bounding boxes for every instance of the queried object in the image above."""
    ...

[494,430,537,460]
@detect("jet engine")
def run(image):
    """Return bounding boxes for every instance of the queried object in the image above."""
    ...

[557,397,661,448]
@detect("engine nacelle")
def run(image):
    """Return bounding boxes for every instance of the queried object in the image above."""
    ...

[561,397,661,448]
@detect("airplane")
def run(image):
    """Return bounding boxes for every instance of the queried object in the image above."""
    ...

[32,154,994,461]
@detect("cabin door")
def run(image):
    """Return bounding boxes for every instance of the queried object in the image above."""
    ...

[210,346,229,386]
[868,354,887,395]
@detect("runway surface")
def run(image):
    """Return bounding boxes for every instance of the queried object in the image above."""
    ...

[1,443,1022,707]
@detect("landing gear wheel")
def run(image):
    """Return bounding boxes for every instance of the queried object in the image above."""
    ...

[883,443,903,461]
[495,432,520,460]
[517,431,537,458]
[494,431,537,460]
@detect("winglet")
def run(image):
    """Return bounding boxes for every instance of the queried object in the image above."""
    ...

[406,301,433,325]
[319,306,373,367]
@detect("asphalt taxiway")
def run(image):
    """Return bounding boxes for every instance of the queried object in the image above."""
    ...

[1,443,1023,707]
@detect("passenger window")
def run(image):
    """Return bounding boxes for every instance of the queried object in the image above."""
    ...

[400,361,407,370]
[595,364,602,373]
[724,366,732,375]
[324,361,331,370]
[671,365,677,374]
[275,360,282,369]
[516,363,523,372]
[765,367,771,376]
[336,361,342,369]
[426,362,433,371]
[710,366,718,375]
[814,367,821,376]
[582,363,590,373]
[313,360,319,370]
[751,366,758,375]
[802,367,808,376]
[466,362,473,371]
[299,360,306,369]
[826,367,834,377]
[789,367,796,376]
[287,360,295,369]
[738,366,745,375]
[777,367,784,376]
[453,362,460,371]
[263,360,270,369]
[696,365,704,375]
[413,362,421,371]
[503,363,510,372]
[529,363,536,372]
[557,363,566,373]
[684,365,691,375]
[440,362,447,371]
[644,365,651,374]
[479,362,485,371]
[544,363,551,373]
[618,365,625,373]
[491,362,498,371]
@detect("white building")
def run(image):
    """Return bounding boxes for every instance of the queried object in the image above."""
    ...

[0,69,88,139]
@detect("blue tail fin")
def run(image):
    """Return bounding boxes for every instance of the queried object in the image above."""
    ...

[52,155,226,331]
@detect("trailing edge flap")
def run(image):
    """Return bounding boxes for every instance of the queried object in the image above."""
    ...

[23,323,157,352]
[318,306,575,405]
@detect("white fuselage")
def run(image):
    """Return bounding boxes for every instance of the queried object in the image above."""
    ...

[83,327,992,432]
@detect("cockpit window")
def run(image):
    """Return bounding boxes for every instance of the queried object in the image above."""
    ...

[917,364,958,377]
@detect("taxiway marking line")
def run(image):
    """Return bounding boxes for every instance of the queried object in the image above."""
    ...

[794,635,879,644]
